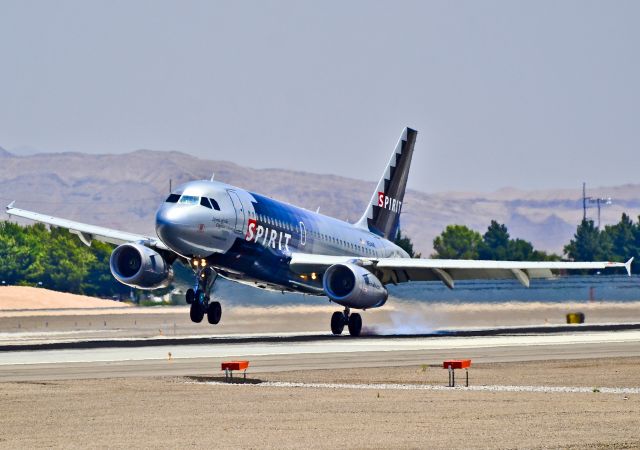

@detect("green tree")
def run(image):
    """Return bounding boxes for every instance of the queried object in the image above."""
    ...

[564,219,612,261]
[395,230,421,258]
[507,238,535,261]
[0,222,141,298]
[36,226,92,292]
[635,215,640,264]
[478,220,510,260]
[432,225,482,259]
[0,222,34,285]
[604,213,637,263]
[507,238,558,261]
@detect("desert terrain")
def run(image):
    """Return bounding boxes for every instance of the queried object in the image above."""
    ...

[0,359,639,449]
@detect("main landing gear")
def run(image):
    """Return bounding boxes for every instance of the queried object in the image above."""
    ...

[186,263,221,325]
[331,307,362,337]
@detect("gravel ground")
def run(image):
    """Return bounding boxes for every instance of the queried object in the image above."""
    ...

[1,358,639,449]
[260,357,640,389]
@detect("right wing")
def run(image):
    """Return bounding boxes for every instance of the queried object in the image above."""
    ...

[289,253,633,288]
[5,202,168,251]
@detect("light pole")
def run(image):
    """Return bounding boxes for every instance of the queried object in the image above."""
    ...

[589,197,612,230]
[582,183,612,229]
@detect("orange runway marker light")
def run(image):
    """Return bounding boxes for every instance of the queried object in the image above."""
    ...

[443,359,471,387]
[442,359,471,370]
[221,360,250,382]
[221,361,250,371]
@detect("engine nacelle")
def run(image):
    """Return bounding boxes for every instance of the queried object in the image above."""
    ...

[109,243,173,290]
[322,263,388,309]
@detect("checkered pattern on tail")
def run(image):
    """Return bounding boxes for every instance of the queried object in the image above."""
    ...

[355,127,417,240]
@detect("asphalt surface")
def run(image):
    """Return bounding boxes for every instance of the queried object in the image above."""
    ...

[1,329,639,382]
[2,322,640,351]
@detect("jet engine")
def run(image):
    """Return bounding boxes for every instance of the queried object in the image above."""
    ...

[109,243,174,289]
[322,263,388,309]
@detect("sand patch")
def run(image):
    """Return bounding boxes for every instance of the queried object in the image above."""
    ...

[0,286,129,310]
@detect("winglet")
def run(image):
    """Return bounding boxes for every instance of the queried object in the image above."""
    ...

[6,201,15,212]
[624,257,634,276]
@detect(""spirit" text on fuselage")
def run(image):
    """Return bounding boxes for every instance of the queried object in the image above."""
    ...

[245,219,292,251]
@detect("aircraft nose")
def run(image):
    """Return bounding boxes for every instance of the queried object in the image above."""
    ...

[155,205,189,251]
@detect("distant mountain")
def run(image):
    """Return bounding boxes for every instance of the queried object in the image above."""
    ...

[6,145,43,156]
[0,147,12,157]
[1,148,639,255]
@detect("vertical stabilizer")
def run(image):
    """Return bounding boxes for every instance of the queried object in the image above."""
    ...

[355,127,417,240]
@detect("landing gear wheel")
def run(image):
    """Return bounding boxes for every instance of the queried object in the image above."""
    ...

[348,313,362,337]
[186,288,195,305]
[190,301,205,323]
[331,311,345,335]
[188,264,219,325]
[207,301,222,325]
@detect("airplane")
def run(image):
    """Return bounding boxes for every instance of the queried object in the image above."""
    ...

[6,128,633,336]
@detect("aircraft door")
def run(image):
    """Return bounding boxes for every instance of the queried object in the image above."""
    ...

[227,190,246,234]
[299,221,306,246]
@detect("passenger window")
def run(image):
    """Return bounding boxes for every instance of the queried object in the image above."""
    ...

[166,194,181,203]
[209,198,221,211]
[200,197,212,209]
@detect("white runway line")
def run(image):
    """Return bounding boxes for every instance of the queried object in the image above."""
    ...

[200,381,640,395]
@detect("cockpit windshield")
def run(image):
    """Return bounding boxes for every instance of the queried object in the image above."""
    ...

[178,195,200,205]
[165,193,219,209]
[165,194,181,203]
[209,198,221,211]
[200,197,212,209]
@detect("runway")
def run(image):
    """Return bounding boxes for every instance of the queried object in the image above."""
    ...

[1,329,639,382]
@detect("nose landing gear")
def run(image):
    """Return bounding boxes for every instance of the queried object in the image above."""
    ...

[330,307,362,337]
[187,263,221,325]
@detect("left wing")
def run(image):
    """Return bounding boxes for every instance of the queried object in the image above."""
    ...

[289,253,633,288]
[5,202,168,250]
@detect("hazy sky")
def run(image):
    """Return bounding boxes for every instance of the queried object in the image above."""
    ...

[1,0,638,193]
